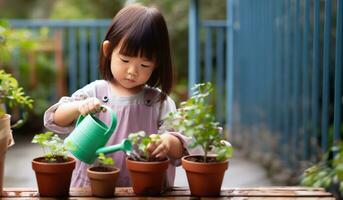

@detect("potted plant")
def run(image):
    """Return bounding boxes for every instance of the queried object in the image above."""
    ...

[87,153,120,197]
[0,70,33,195]
[31,131,76,197]
[126,131,169,196]
[162,82,233,196]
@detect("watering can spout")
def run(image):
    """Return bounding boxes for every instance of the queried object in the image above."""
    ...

[96,139,132,155]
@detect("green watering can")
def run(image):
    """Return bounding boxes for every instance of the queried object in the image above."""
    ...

[64,105,132,164]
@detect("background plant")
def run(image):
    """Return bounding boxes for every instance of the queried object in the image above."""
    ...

[162,82,233,163]
[32,131,74,162]
[0,69,33,128]
[128,131,161,161]
[300,142,343,197]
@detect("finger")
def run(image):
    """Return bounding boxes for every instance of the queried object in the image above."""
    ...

[152,143,167,157]
[146,143,157,154]
[86,102,95,114]
[156,151,167,159]
[93,98,101,109]
[91,101,101,113]
[79,105,87,115]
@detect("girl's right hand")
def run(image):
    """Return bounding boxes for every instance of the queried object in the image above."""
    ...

[78,97,102,115]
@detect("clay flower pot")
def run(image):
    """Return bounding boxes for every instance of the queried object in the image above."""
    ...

[0,114,13,195]
[126,157,169,196]
[182,155,229,196]
[32,156,76,197]
[87,166,119,197]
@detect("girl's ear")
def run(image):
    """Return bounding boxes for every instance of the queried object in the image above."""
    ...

[102,40,110,57]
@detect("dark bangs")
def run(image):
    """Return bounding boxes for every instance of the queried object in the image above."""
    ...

[119,15,158,60]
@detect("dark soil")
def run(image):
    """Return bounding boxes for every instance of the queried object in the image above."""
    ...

[89,166,115,172]
[128,157,168,162]
[185,155,219,163]
[35,156,71,163]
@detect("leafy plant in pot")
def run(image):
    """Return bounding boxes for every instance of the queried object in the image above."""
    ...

[126,131,169,196]
[87,153,119,197]
[162,82,233,196]
[31,131,76,197]
[0,70,33,195]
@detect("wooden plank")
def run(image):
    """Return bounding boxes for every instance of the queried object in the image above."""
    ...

[2,187,334,198]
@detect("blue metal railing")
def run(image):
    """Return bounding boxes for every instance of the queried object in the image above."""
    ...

[189,0,343,169]
[8,19,111,96]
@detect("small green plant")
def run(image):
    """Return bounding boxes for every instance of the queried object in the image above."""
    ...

[128,131,161,161]
[96,153,114,167]
[32,131,73,163]
[301,143,343,197]
[162,82,233,163]
[0,70,33,128]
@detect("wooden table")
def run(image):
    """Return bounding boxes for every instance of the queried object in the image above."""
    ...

[1,187,335,199]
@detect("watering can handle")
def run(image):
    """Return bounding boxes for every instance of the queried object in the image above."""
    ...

[75,105,117,136]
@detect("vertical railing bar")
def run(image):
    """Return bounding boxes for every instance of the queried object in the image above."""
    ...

[292,0,301,164]
[226,0,234,138]
[90,27,98,82]
[216,28,224,122]
[321,0,332,152]
[68,27,77,94]
[311,0,320,160]
[270,0,276,135]
[333,0,343,145]
[204,27,212,82]
[188,0,199,93]
[275,0,282,153]
[302,0,310,160]
[79,27,88,87]
[283,0,292,166]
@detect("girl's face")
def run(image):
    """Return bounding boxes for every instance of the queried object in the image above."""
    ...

[107,41,156,94]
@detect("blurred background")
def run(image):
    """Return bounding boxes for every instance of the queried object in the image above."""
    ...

[0,0,342,197]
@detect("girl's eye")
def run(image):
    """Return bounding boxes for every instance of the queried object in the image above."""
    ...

[141,64,151,68]
[120,58,129,63]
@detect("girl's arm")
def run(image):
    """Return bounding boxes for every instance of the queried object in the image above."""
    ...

[54,97,102,126]
[53,101,81,126]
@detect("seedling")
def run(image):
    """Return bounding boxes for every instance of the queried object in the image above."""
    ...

[128,131,161,161]
[97,153,114,167]
[32,131,74,162]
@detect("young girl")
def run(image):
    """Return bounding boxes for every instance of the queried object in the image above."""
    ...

[44,4,189,187]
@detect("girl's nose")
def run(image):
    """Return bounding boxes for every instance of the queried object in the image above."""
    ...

[127,65,138,76]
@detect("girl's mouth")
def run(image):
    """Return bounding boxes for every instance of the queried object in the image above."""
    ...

[125,78,136,83]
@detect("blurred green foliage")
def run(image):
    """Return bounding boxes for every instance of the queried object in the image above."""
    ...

[0,21,56,130]
[0,0,227,104]
[301,143,343,198]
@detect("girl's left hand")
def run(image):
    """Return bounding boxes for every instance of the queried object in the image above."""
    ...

[146,134,171,159]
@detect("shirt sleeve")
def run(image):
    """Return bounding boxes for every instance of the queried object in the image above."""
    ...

[43,81,98,134]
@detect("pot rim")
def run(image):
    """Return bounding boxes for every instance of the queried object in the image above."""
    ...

[32,156,76,165]
[125,157,170,164]
[182,155,229,164]
[87,166,120,174]
[0,114,11,121]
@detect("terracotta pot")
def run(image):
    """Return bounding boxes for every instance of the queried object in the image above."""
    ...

[126,157,169,196]
[32,156,76,197]
[182,155,229,196]
[0,114,13,196]
[87,166,119,197]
